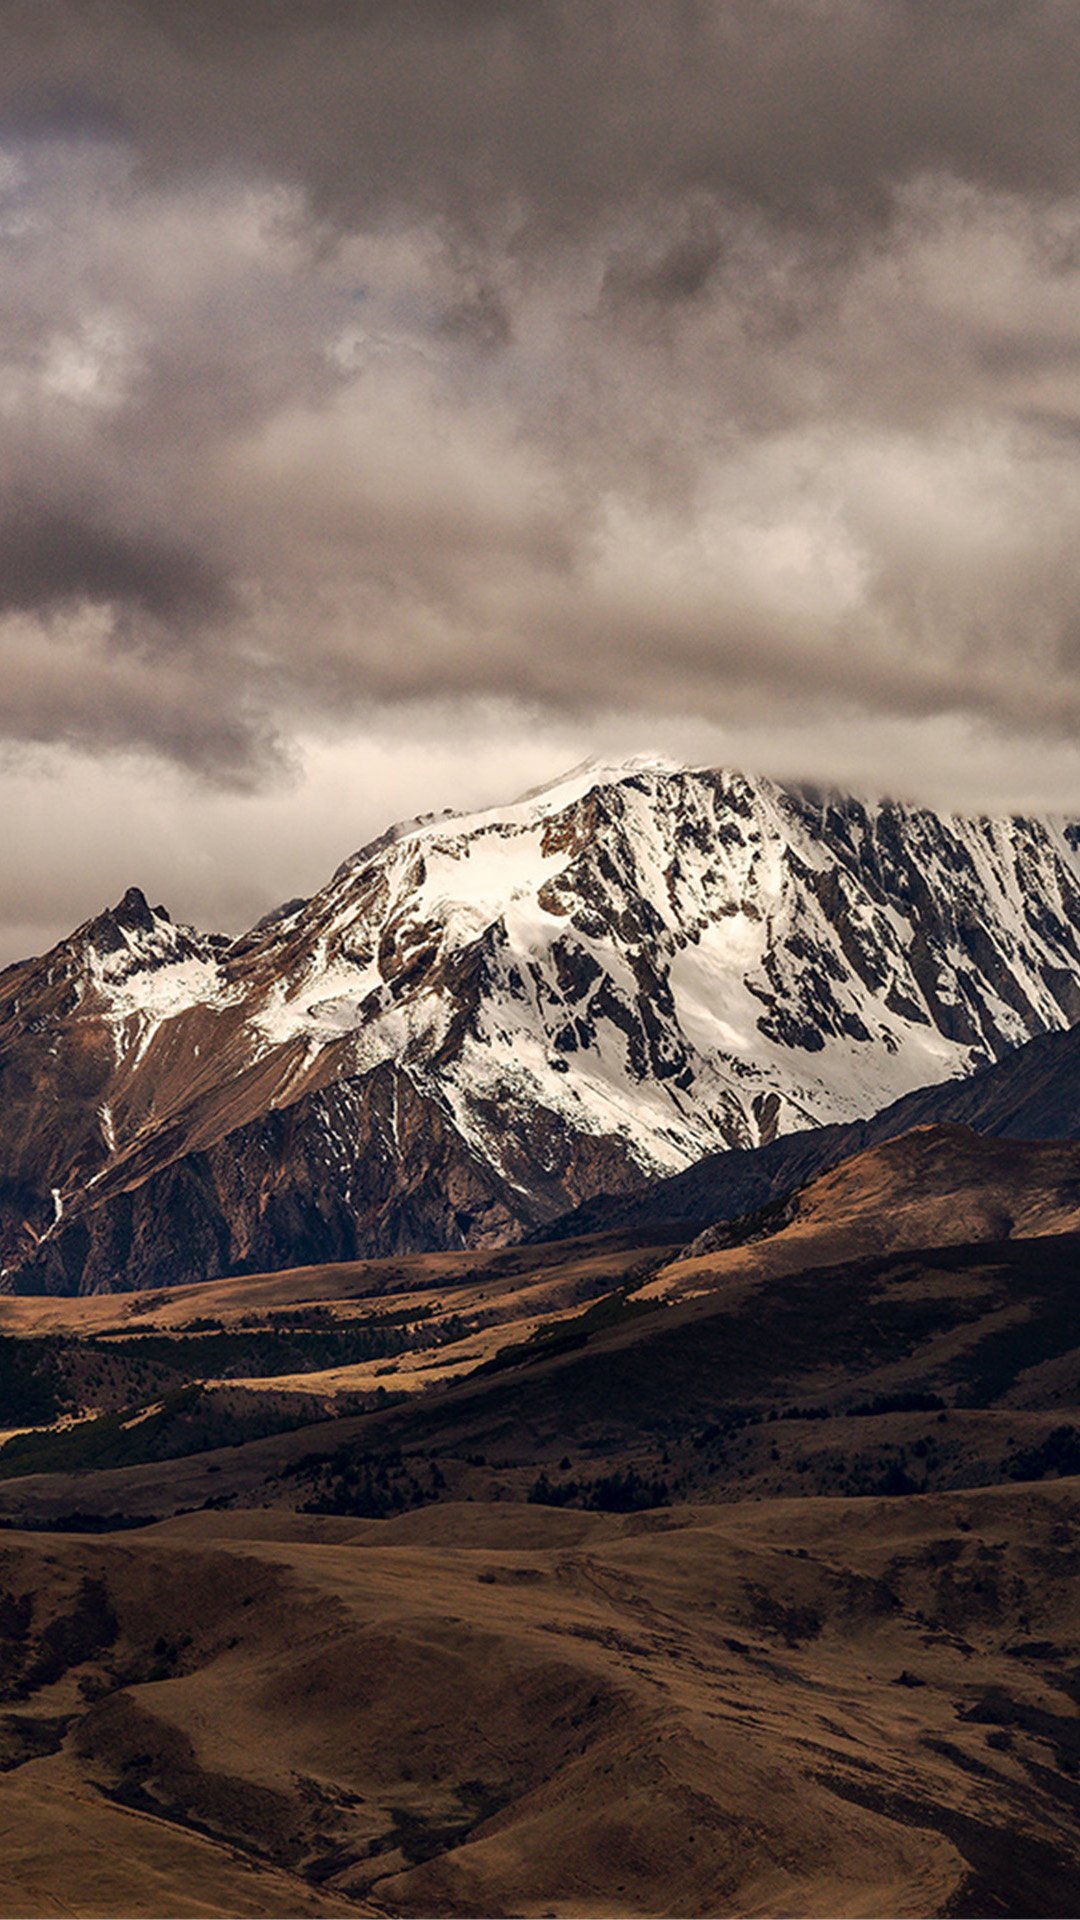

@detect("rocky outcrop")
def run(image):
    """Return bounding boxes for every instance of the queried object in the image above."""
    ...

[15,1058,651,1295]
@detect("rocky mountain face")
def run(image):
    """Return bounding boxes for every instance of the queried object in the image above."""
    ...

[545,1017,1080,1246]
[3,756,1080,1293]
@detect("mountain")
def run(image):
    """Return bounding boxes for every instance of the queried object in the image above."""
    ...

[3,756,1080,1294]
[545,1017,1080,1244]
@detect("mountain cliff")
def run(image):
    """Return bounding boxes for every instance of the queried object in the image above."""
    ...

[3,756,1080,1292]
[543,1017,1080,1245]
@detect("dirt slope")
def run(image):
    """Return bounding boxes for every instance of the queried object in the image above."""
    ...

[648,1123,1080,1299]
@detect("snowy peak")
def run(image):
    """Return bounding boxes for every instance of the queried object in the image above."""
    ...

[3,758,1080,1292]
[510,751,683,813]
[90,883,169,941]
[0,884,221,1019]
[19,883,221,984]
[234,762,1080,1181]
[79,886,198,970]
[60,888,230,1025]
[328,752,686,885]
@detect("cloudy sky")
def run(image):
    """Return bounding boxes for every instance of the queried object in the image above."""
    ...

[4,0,1080,961]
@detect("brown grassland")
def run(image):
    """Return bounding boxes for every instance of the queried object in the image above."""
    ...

[0,1127,1078,1916]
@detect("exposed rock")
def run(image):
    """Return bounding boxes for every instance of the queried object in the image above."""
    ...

[2,758,1080,1292]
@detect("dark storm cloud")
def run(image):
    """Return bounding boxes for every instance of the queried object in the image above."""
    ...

[0,509,228,622]
[5,1,1080,231]
[2,2,1080,780]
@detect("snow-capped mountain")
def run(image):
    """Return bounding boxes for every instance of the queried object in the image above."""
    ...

[3,756,1080,1292]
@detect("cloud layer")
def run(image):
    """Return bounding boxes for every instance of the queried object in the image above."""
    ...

[2,3,1080,953]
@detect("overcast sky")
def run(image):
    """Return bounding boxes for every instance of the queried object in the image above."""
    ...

[4,0,1080,962]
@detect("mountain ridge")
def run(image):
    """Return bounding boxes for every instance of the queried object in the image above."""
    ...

[4,758,1080,1293]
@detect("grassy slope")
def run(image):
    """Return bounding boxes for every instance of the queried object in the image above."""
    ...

[1,1488,1079,1916]
[0,1130,1077,1914]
